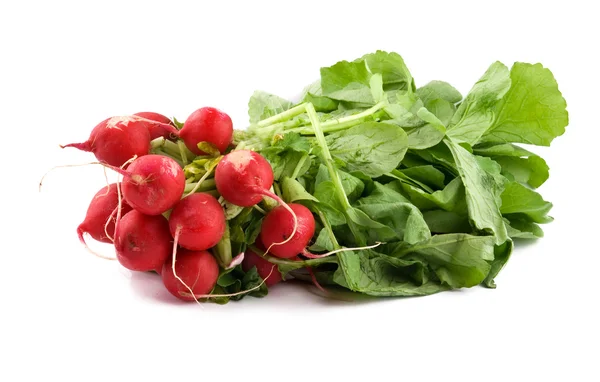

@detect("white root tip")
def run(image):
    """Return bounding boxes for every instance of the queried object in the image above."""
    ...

[302,242,384,259]
[260,190,298,255]
[180,265,275,300]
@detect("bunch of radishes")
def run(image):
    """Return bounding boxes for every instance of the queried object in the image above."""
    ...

[63,108,319,302]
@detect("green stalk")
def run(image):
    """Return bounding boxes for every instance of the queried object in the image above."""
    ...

[297,101,387,135]
[184,178,216,193]
[256,103,308,127]
[305,103,365,246]
[249,245,338,268]
[305,103,350,210]
[177,140,189,165]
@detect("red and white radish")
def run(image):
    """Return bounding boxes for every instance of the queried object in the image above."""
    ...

[134,112,177,140]
[111,154,185,216]
[114,210,172,272]
[161,249,219,301]
[179,107,233,155]
[61,116,151,167]
[260,203,315,259]
[77,183,131,245]
[215,149,298,251]
[168,193,225,251]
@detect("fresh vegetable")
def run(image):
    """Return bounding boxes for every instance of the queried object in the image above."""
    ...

[118,154,185,215]
[77,183,131,245]
[179,107,233,155]
[114,210,172,272]
[168,193,225,251]
[161,249,220,301]
[134,112,177,140]
[260,203,315,258]
[59,49,568,303]
[61,116,151,167]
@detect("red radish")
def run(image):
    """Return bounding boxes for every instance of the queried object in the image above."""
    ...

[114,210,172,272]
[77,183,132,245]
[242,247,283,287]
[179,107,233,155]
[215,149,298,250]
[215,150,276,207]
[168,193,225,251]
[112,154,185,216]
[134,112,177,140]
[61,116,151,167]
[260,203,316,259]
[161,249,219,301]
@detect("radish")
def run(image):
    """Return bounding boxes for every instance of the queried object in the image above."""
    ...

[242,246,283,287]
[110,154,185,216]
[215,149,298,251]
[134,112,177,140]
[161,249,219,301]
[259,203,382,260]
[77,183,131,245]
[168,193,226,251]
[260,203,316,259]
[179,107,233,155]
[61,116,151,167]
[114,210,172,272]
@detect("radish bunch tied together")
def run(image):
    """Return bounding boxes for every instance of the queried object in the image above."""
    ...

[57,50,568,303]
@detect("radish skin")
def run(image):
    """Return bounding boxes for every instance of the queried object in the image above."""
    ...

[168,193,226,251]
[116,155,185,216]
[61,116,151,167]
[114,210,173,272]
[77,183,132,245]
[260,203,315,259]
[134,112,177,140]
[180,107,233,155]
[215,149,298,251]
[161,249,219,302]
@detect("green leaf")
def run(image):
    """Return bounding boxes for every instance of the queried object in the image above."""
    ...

[248,90,293,124]
[304,92,339,112]
[423,210,471,234]
[481,63,568,146]
[320,59,375,104]
[398,165,446,189]
[393,176,467,213]
[281,177,318,203]
[494,156,549,188]
[326,122,408,177]
[355,183,431,244]
[505,217,544,239]
[473,143,549,188]
[361,50,414,91]
[424,98,456,126]
[394,234,496,288]
[483,239,513,288]
[447,62,511,145]
[345,207,399,243]
[446,139,508,244]
[500,181,553,223]
[333,250,448,297]
[417,80,462,105]
[315,166,365,202]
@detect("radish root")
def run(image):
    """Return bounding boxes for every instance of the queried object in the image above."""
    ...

[171,227,203,307]
[180,266,274,300]
[260,190,298,255]
[306,267,327,293]
[302,242,383,259]
[76,226,117,261]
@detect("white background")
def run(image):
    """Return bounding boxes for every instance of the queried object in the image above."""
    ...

[2,1,599,381]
